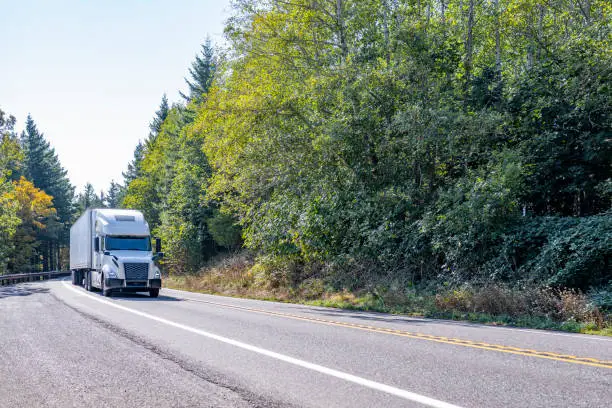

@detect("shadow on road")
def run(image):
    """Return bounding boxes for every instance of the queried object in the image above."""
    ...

[0,284,50,299]
[292,304,518,330]
[104,291,183,302]
[286,308,430,325]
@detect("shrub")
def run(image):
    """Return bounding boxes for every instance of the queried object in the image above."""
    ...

[494,213,611,289]
[432,284,605,328]
[207,210,242,249]
[589,287,612,313]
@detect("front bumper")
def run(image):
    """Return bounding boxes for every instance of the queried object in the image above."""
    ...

[104,278,161,290]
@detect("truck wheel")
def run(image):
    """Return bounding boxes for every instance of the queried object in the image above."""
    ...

[101,275,112,297]
[71,271,77,285]
[85,271,92,292]
[149,288,159,298]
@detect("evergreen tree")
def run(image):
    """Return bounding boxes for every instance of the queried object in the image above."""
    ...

[20,115,73,271]
[105,180,123,208]
[122,141,145,187]
[149,94,169,138]
[20,115,74,225]
[0,109,22,181]
[180,39,216,102]
[0,108,22,274]
[77,182,104,212]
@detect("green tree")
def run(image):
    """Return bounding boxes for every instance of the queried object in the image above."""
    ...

[105,180,124,208]
[122,141,145,187]
[197,0,610,288]
[20,115,74,270]
[20,115,74,225]
[0,108,22,274]
[77,182,104,213]
[121,0,611,291]
[180,39,216,102]
[149,94,169,139]
[8,177,56,273]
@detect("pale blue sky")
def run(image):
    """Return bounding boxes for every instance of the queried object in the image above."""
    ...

[0,0,230,194]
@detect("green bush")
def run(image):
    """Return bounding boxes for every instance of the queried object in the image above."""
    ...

[589,287,612,313]
[494,213,611,289]
[207,210,242,249]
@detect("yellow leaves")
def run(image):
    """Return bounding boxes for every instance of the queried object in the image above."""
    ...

[11,177,56,230]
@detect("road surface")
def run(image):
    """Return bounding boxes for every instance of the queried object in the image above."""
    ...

[0,279,610,407]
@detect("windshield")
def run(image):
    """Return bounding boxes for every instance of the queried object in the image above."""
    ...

[105,236,151,251]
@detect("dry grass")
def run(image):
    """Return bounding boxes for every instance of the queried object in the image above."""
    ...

[434,285,607,330]
[164,251,611,335]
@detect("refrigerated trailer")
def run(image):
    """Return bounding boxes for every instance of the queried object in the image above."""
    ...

[70,209,163,297]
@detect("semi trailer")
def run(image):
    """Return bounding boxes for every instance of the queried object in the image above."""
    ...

[70,208,163,297]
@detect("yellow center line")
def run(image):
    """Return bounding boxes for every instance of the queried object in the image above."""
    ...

[181,296,612,369]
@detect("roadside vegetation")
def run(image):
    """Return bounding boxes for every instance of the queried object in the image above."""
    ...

[0,111,74,273]
[165,251,611,336]
[122,1,610,335]
[4,1,608,334]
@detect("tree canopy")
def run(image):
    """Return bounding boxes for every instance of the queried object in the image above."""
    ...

[0,110,70,273]
[122,0,609,290]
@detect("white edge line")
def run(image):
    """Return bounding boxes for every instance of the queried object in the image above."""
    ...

[61,281,463,408]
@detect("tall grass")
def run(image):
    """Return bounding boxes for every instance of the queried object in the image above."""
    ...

[165,251,611,336]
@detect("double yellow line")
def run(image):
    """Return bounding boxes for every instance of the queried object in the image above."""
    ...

[183,296,612,369]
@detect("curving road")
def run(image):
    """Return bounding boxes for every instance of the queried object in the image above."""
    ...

[0,279,610,408]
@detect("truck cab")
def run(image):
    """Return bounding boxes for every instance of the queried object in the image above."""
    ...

[70,209,163,297]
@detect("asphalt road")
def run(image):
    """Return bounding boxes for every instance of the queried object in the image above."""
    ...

[0,279,610,408]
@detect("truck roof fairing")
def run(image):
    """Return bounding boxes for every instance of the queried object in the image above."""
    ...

[94,209,150,236]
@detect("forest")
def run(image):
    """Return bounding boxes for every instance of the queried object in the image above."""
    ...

[2,0,610,330]
[1,112,74,274]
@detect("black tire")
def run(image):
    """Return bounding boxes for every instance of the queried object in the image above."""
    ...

[101,275,112,297]
[85,271,92,292]
[71,271,77,285]
[149,288,160,298]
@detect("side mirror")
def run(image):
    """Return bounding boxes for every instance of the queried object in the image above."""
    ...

[153,252,164,262]
[94,237,100,252]
[155,238,162,253]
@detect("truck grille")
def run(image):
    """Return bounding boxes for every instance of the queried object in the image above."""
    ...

[124,263,148,281]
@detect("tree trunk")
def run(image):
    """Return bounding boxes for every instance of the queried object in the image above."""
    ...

[382,0,391,63]
[336,0,348,59]
[464,0,475,107]
[440,0,447,25]
[494,0,501,78]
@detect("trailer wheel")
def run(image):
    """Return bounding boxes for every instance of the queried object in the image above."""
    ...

[149,288,159,298]
[71,270,77,285]
[85,271,92,291]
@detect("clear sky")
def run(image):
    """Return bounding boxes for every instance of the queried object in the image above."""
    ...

[0,0,230,195]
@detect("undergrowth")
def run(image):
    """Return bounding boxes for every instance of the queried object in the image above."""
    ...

[164,251,611,336]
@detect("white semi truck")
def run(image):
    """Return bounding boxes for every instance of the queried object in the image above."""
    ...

[70,208,163,297]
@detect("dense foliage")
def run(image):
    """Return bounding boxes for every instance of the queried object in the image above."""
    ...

[0,109,74,273]
[123,0,610,292]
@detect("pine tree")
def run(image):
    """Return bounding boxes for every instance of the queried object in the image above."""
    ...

[123,141,145,187]
[20,115,74,225]
[77,183,104,213]
[0,109,22,180]
[149,94,169,138]
[105,180,123,208]
[0,108,22,273]
[180,39,216,102]
[20,115,73,271]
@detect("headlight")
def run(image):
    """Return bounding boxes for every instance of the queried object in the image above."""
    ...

[103,264,118,278]
[153,267,161,278]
